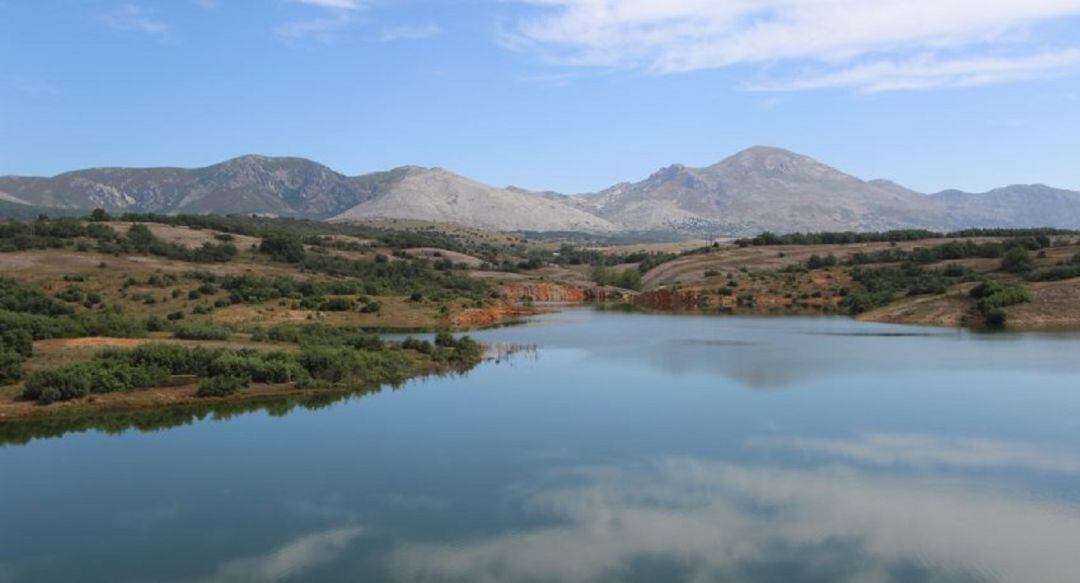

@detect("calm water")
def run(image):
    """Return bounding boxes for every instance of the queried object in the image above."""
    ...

[3,310,1080,582]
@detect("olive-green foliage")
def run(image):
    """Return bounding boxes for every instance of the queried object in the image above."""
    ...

[0,217,118,252]
[0,328,33,358]
[196,375,249,398]
[56,285,85,303]
[96,223,237,263]
[739,229,1068,247]
[967,280,1032,328]
[806,254,838,269]
[251,324,385,350]
[23,360,170,404]
[1028,253,1080,282]
[841,264,957,314]
[590,266,644,290]
[0,277,73,316]
[317,298,354,312]
[969,281,1032,311]
[0,351,24,384]
[21,332,432,403]
[361,300,382,314]
[258,234,307,263]
[209,351,308,384]
[0,309,149,342]
[403,333,482,365]
[1000,247,1034,273]
[298,346,412,384]
[173,322,233,341]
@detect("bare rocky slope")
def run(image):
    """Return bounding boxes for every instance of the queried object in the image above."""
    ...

[331,167,616,232]
[4,147,1080,235]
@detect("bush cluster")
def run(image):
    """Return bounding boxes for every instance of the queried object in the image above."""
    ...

[173,322,233,341]
[968,281,1032,327]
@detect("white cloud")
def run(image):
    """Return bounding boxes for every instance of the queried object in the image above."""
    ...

[297,0,362,10]
[392,455,1080,583]
[278,0,364,41]
[507,0,1080,91]
[194,526,364,583]
[755,432,1080,473]
[276,13,353,41]
[102,4,168,35]
[754,49,1080,92]
[378,23,442,42]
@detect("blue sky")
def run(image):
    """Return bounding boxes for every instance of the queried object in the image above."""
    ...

[3,0,1080,194]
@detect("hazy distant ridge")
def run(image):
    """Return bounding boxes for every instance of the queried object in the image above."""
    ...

[4,147,1080,235]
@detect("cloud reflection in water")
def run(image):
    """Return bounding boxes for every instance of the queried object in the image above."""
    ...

[390,434,1080,583]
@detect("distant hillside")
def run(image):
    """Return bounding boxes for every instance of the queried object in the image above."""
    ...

[573,147,951,235]
[5,148,1080,235]
[332,167,617,232]
[0,155,364,219]
[0,199,87,220]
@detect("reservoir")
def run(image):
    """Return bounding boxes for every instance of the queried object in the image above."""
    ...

[3,310,1080,582]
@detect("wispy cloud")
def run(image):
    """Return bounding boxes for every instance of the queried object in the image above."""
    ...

[392,454,1080,582]
[507,0,1080,91]
[193,526,364,583]
[755,432,1080,473]
[278,0,364,41]
[276,14,353,41]
[753,49,1080,92]
[297,0,362,9]
[378,23,441,42]
[102,4,169,36]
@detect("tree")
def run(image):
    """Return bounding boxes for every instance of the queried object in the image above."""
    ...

[1001,247,1034,273]
[258,234,306,263]
[90,208,111,222]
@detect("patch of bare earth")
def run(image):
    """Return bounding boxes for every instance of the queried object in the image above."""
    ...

[111,222,261,249]
[858,294,972,327]
[1007,279,1080,329]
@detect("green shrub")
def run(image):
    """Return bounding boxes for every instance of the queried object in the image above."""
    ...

[209,352,308,383]
[968,281,1032,327]
[298,346,411,384]
[258,235,306,263]
[317,298,354,311]
[196,375,249,398]
[0,351,24,384]
[361,301,382,314]
[1000,247,1034,273]
[56,285,85,303]
[0,278,73,316]
[173,322,232,341]
[22,360,172,403]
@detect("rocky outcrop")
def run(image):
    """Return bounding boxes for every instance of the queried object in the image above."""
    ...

[451,307,533,328]
[634,288,709,311]
[500,282,591,303]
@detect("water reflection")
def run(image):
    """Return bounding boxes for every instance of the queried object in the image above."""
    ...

[468,310,1080,389]
[190,527,364,583]
[391,436,1080,583]
[0,390,376,446]
[3,311,1080,583]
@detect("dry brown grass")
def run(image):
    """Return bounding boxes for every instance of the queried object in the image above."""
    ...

[110,221,262,249]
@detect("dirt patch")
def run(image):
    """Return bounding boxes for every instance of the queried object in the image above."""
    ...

[41,337,146,350]
[111,222,261,249]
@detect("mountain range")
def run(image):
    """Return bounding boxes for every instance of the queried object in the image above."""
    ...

[3,147,1080,236]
